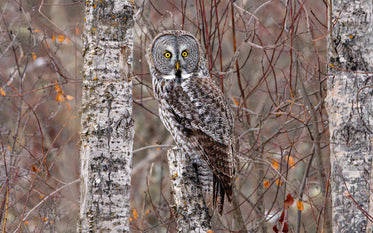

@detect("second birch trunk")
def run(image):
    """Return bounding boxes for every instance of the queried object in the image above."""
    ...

[327,0,373,231]
[78,1,134,232]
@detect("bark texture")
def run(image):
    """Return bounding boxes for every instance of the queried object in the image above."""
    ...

[78,1,134,232]
[167,148,211,233]
[327,0,373,232]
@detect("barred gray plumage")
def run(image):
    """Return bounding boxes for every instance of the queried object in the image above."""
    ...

[146,30,235,215]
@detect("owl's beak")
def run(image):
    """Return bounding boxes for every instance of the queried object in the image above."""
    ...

[176,61,180,71]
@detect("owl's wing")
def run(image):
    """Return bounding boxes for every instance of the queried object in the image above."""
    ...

[169,77,234,146]
[165,76,235,213]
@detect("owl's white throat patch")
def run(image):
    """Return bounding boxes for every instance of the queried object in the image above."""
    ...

[162,72,192,80]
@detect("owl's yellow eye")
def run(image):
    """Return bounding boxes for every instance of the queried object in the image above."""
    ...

[164,52,172,58]
[181,50,188,57]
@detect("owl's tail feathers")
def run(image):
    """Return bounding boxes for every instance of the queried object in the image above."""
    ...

[213,174,233,215]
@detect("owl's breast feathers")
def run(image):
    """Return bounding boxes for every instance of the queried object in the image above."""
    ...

[154,75,235,214]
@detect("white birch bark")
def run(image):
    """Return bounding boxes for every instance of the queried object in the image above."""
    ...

[78,1,134,232]
[326,0,373,232]
[167,148,211,232]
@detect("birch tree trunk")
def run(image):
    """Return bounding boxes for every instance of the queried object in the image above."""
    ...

[78,1,134,232]
[167,148,212,232]
[327,0,373,232]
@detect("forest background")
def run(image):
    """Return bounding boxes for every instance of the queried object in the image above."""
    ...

[0,0,350,232]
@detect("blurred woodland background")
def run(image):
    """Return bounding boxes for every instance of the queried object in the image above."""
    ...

[0,0,329,232]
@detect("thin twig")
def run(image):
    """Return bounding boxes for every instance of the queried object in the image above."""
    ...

[13,179,80,233]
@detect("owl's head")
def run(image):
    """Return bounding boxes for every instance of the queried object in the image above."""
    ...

[147,30,206,79]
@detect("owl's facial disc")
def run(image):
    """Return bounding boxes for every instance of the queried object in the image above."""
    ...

[152,34,199,80]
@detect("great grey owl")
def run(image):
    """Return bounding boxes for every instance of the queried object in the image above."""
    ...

[146,30,234,215]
